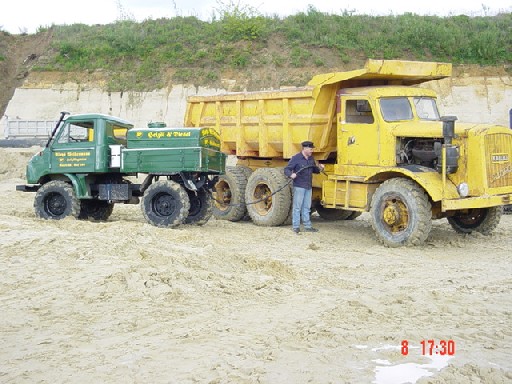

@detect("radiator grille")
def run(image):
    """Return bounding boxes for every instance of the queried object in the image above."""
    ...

[485,133,512,189]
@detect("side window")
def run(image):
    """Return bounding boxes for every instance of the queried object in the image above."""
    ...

[345,99,375,124]
[57,121,94,143]
[108,122,128,143]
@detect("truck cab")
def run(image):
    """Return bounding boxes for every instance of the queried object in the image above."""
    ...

[26,113,133,184]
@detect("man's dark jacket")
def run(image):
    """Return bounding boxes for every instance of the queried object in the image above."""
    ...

[284,152,321,189]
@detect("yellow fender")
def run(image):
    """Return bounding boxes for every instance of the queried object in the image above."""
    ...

[365,166,459,202]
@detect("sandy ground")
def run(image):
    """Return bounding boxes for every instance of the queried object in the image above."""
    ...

[0,147,511,384]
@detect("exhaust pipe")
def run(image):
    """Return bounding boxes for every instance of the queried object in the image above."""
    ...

[436,116,459,174]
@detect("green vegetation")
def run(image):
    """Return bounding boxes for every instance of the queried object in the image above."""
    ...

[33,6,512,91]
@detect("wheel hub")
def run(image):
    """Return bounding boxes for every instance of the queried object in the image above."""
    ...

[383,204,401,225]
[254,183,272,215]
[214,181,231,211]
[154,193,176,216]
[382,198,409,233]
[46,193,66,216]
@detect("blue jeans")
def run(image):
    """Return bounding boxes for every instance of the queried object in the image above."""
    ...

[292,187,312,229]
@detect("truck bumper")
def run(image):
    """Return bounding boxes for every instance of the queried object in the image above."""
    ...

[16,184,40,192]
[442,193,512,211]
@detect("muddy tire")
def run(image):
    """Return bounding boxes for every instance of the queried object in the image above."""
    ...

[370,178,432,247]
[237,165,253,181]
[504,205,512,215]
[141,180,190,228]
[448,206,503,235]
[212,167,248,222]
[237,165,254,221]
[34,180,81,220]
[185,188,213,226]
[245,167,292,226]
[282,184,294,225]
[79,200,114,221]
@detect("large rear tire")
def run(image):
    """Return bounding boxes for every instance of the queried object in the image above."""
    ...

[141,180,190,228]
[34,180,81,220]
[185,188,213,226]
[447,206,502,235]
[370,178,432,247]
[237,165,254,221]
[212,167,248,222]
[245,167,292,226]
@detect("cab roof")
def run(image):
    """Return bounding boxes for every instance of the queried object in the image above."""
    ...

[339,86,438,98]
[66,113,134,128]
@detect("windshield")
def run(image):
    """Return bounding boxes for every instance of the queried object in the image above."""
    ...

[380,98,413,122]
[414,97,440,120]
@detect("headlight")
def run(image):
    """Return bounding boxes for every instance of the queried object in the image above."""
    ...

[457,182,469,197]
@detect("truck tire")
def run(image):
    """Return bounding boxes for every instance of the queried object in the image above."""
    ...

[236,165,254,221]
[185,188,213,226]
[212,167,248,222]
[79,200,114,221]
[504,205,512,215]
[34,180,81,220]
[141,180,190,228]
[370,178,432,247]
[447,206,503,235]
[237,165,253,180]
[245,167,292,226]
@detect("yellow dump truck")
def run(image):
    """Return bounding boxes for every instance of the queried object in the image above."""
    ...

[185,59,512,246]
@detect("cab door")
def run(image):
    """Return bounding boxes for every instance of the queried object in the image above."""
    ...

[338,96,380,166]
[50,119,96,173]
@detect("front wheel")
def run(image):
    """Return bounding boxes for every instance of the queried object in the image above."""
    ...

[34,180,81,220]
[141,180,190,228]
[370,178,432,247]
[447,206,502,235]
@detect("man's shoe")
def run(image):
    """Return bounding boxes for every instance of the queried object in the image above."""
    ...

[304,227,319,233]
[292,227,300,234]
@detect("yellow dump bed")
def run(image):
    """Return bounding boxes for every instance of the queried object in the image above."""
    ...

[184,59,451,159]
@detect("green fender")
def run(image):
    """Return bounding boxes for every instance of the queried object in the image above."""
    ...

[365,166,459,202]
[64,173,91,198]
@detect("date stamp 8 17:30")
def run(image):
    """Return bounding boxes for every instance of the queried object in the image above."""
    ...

[401,340,456,356]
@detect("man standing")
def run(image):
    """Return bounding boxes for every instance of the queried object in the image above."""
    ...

[284,141,324,233]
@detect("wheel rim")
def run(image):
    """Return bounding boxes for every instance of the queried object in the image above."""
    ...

[213,180,231,211]
[253,182,272,215]
[380,195,409,234]
[152,192,177,217]
[44,192,67,216]
[188,193,202,217]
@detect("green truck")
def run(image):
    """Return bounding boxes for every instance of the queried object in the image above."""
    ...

[17,112,226,227]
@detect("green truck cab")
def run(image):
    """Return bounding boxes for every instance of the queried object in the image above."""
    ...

[17,112,226,227]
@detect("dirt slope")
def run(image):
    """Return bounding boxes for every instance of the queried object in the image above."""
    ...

[0,31,53,117]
